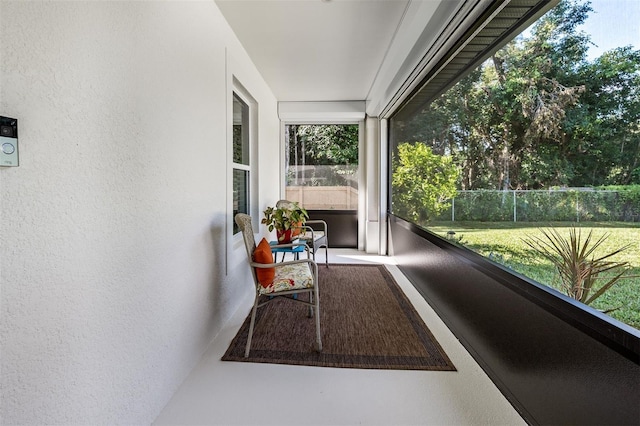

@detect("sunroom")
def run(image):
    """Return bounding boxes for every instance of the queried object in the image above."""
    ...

[1,0,638,425]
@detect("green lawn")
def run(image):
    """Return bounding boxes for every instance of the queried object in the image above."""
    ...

[429,221,640,330]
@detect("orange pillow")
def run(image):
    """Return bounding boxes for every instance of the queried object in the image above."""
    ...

[253,238,275,287]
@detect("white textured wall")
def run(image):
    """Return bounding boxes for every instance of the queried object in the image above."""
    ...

[0,1,279,424]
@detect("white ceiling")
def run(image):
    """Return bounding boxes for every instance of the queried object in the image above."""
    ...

[215,0,412,102]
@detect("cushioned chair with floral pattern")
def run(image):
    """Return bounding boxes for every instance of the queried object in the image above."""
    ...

[276,199,329,266]
[234,213,322,357]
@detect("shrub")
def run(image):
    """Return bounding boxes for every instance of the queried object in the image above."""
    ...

[392,143,459,223]
[523,227,633,307]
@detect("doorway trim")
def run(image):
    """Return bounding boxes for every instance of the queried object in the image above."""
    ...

[278,101,367,249]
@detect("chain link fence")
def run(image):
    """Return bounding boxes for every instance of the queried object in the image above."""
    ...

[435,189,640,222]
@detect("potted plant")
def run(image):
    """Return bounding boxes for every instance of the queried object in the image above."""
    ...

[261,202,309,243]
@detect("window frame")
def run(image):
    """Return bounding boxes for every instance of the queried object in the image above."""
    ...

[227,77,258,272]
[231,92,251,235]
[282,123,361,211]
[280,118,366,249]
[384,0,640,356]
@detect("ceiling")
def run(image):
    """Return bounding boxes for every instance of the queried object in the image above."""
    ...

[215,0,412,103]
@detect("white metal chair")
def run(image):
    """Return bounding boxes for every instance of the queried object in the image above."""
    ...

[234,213,322,357]
[276,199,329,266]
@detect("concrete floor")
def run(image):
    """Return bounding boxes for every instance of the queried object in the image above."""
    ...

[154,249,526,426]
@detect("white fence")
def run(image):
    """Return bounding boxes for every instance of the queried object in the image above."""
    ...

[286,186,358,210]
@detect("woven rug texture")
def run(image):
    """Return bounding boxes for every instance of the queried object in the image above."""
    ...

[222,263,456,371]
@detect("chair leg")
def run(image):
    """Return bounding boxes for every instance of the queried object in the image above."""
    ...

[314,287,322,352]
[244,296,260,357]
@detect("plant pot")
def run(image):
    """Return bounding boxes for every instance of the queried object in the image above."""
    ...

[276,229,294,244]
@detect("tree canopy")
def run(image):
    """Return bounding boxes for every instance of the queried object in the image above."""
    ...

[286,124,358,167]
[393,0,640,190]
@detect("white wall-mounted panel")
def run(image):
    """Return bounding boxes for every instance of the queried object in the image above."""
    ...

[278,101,365,123]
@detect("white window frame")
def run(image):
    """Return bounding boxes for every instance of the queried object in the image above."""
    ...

[231,92,251,235]
[228,77,258,271]
[279,119,366,249]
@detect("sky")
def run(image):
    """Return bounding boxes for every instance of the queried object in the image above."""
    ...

[579,0,640,60]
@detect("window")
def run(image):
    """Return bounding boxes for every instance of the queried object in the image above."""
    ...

[389,0,639,330]
[232,93,250,234]
[284,124,359,210]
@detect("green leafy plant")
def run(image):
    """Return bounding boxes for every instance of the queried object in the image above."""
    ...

[261,202,309,242]
[392,142,459,224]
[523,227,633,308]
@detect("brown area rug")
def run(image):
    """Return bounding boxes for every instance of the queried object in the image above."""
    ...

[222,264,456,371]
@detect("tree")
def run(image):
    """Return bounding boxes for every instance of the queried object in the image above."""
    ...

[393,0,640,190]
[570,47,640,185]
[392,142,459,224]
[287,124,358,166]
[285,124,359,187]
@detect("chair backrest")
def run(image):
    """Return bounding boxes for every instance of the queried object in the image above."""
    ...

[234,213,257,261]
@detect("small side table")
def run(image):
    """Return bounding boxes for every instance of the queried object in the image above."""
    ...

[269,240,306,262]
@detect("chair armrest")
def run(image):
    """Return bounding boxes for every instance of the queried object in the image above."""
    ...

[298,225,315,239]
[250,258,318,277]
[305,220,328,234]
[298,224,327,247]
[251,261,281,268]
[273,258,317,269]
[270,241,309,250]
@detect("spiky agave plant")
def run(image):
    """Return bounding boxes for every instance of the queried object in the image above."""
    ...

[523,227,632,308]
